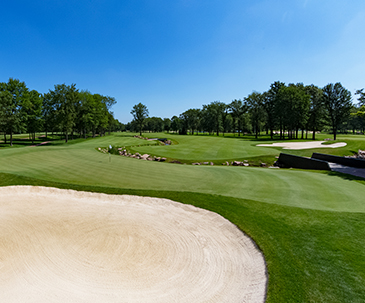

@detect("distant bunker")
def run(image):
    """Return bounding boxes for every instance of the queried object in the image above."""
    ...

[0,186,267,303]
[257,141,347,150]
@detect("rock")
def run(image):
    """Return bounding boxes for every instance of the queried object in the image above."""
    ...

[210,162,214,165]
[155,157,161,161]
[192,162,200,165]
[261,163,266,167]
[226,161,229,166]
[160,157,167,162]
[202,162,209,165]
[269,166,279,168]
[244,160,248,162]
[140,154,150,160]
[232,161,242,166]
[147,157,153,161]
[243,163,249,167]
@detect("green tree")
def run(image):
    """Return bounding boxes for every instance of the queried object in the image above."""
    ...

[322,83,352,140]
[355,89,365,106]
[42,92,57,138]
[267,81,285,139]
[180,108,200,135]
[245,92,266,138]
[279,84,310,139]
[26,90,43,143]
[305,85,324,140]
[163,118,171,132]
[228,99,247,136]
[0,91,13,144]
[0,78,30,146]
[131,103,149,136]
[171,116,180,133]
[50,83,78,143]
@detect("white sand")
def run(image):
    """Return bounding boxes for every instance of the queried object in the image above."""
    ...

[0,186,267,303]
[257,141,347,150]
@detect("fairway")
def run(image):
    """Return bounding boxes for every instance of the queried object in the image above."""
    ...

[1,132,365,302]
[0,133,364,212]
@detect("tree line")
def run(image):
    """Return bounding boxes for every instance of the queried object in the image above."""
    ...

[0,78,121,146]
[129,82,365,140]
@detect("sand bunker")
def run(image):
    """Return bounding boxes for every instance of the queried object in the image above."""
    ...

[0,186,266,303]
[257,141,347,150]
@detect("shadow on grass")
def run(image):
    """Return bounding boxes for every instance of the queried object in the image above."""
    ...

[325,170,365,183]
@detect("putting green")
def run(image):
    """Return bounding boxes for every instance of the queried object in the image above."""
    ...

[1,134,364,212]
[131,134,279,160]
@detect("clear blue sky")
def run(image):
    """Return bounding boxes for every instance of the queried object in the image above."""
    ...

[1,0,365,123]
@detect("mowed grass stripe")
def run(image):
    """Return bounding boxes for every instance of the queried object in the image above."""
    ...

[133,133,280,160]
[2,141,365,212]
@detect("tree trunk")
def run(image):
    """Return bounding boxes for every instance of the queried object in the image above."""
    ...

[10,131,13,146]
[4,132,7,144]
[65,131,68,143]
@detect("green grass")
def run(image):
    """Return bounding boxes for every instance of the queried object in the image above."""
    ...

[1,132,365,302]
[122,132,365,165]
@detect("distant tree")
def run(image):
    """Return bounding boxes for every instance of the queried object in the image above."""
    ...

[131,103,149,136]
[0,91,13,144]
[355,89,365,106]
[26,90,43,143]
[0,78,30,146]
[180,108,200,135]
[221,104,230,136]
[42,92,57,138]
[163,118,171,132]
[279,84,310,139]
[305,85,324,140]
[322,83,352,140]
[206,101,226,136]
[245,92,266,138]
[50,83,78,143]
[228,99,247,136]
[171,116,180,133]
[267,81,285,139]
[349,105,365,134]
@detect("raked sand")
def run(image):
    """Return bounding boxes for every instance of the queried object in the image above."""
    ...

[257,141,347,150]
[0,186,267,303]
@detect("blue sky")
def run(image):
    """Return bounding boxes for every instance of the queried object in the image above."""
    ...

[1,0,365,122]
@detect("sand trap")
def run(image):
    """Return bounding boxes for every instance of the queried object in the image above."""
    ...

[257,141,347,150]
[0,186,266,303]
